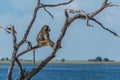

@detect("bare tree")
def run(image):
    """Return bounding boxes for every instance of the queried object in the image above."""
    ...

[0,0,119,80]
[6,0,74,80]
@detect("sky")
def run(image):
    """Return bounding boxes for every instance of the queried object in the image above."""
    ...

[0,0,120,61]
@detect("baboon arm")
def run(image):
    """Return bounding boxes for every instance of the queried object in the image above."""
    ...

[44,33,51,41]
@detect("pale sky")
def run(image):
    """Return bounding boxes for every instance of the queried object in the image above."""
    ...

[0,0,120,61]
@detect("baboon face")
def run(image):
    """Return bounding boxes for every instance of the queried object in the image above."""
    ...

[43,25,51,32]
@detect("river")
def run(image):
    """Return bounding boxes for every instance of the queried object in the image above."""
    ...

[0,64,120,80]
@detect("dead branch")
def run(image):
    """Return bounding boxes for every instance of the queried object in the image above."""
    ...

[89,0,118,17]
[91,18,120,37]
[18,0,40,47]
[66,9,93,27]
[15,57,23,77]
[6,25,17,48]
[17,45,39,58]
[65,9,119,37]
[43,7,54,19]
[39,0,74,8]
[64,0,120,37]
[0,26,11,34]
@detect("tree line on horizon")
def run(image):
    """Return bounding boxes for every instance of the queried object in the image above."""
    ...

[88,56,114,62]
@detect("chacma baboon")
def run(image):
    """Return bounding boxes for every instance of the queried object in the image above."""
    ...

[33,25,61,66]
[37,25,55,49]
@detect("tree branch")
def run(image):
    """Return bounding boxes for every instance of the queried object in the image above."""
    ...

[64,1,120,37]
[39,0,73,8]
[43,7,54,19]
[91,18,120,37]
[15,57,23,77]
[18,1,40,47]
[89,0,118,18]
[17,45,39,58]
[6,25,17,48]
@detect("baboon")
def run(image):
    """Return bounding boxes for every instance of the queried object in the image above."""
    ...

[32,25,61,66]
[37,25,55,49]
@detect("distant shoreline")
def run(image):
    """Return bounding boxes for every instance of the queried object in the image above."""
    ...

[1,61,120,65]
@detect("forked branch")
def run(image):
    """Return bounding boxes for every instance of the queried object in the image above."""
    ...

[39,0,74,8]
[64,0,119,37]
[89,0,119,17]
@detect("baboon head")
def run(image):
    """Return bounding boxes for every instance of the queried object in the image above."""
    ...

[43,25,51,32]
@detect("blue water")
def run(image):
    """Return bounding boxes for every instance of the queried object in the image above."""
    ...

[0,64,120,80]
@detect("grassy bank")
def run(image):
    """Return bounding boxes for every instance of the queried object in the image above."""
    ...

[49,61,120,65]
[1,61,120,65]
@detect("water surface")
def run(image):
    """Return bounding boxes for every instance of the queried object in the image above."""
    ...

[0,64,120,80]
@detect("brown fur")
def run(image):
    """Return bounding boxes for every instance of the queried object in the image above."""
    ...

[37,25,55,49]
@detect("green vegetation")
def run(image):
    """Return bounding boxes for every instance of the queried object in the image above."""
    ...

[0,57,117,65]
[88,56,114,62]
